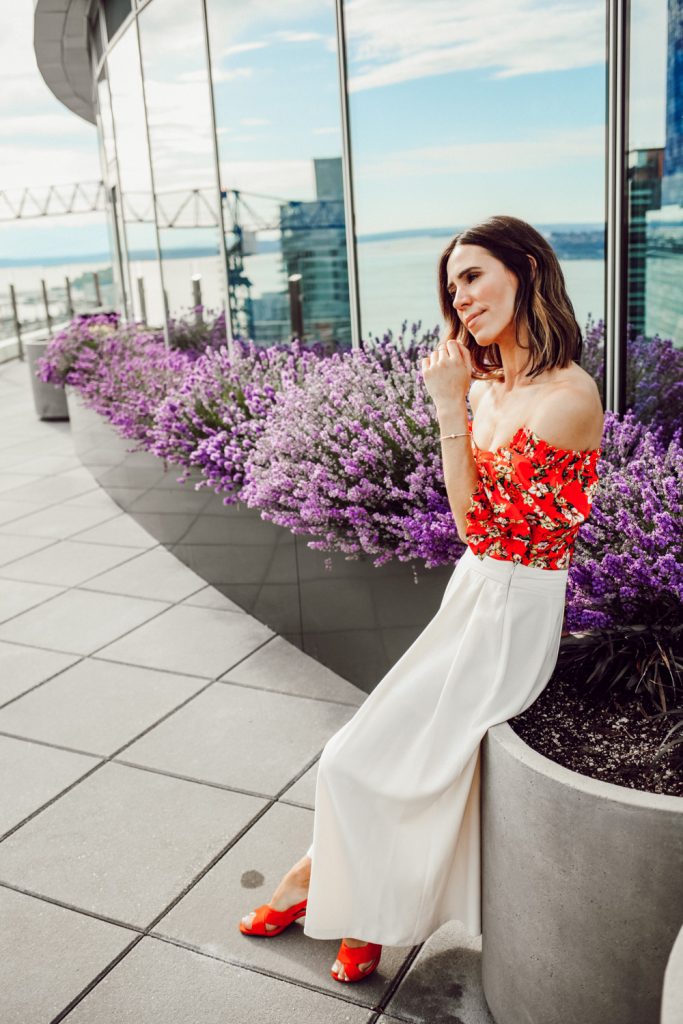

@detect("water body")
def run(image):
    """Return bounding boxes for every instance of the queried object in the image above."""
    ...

[0,237,605,342]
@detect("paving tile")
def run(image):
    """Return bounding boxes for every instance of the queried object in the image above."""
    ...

[0,473,42,494]
[129,487,215,514]
[155,801,412,1006]
[64,934,374,1023]
[118,681,355,795]
[0,589,167,655]
[0,500,47,527]
[0,658,207,756]
[63,487,124,511]
[0,734,98,835]
[0,761,266,926]
[0,642,79,705]
[0,540,141,587]
[181,585,245,613]
[80,545,206,602]
[98,603,274,678]
[221,635,365,705]
[0,887,134,1024]
[19,453,83,475]
[70,513,158,548]
[0,436,72,458]
[383,921,494,1024]
[0,533,54,568]
[280,761,318,809]
[0,473,97,507]
[0,578,64,624]
[0,503,120,539]
[128,511,199,544]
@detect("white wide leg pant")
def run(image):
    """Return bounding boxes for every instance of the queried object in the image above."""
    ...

[302,545,569,947]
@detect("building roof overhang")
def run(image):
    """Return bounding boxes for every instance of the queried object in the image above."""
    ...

[33,0,96,125]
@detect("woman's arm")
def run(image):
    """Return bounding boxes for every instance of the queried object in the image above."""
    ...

[435,398,481,542]
[420,343,486,544]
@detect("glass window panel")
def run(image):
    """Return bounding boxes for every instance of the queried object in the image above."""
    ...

[107,25,165,324]
[103,0,132,43]
[138,0,225,321]
[95,69,129,317]
[205,0,351,349]
[343,0,607,344]
[627,0,682,348]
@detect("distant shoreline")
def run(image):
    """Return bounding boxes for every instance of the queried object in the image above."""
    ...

[0,223,606,268]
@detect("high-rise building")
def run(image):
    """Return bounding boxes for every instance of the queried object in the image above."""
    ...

[279,159,351,349]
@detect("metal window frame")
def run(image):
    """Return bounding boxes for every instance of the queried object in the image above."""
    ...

[605,0,630,416]
[200,0,235,359]
[334,0,362,350]
[134,11,170,347]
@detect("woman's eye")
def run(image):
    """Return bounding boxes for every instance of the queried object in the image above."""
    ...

[449,273,478,298]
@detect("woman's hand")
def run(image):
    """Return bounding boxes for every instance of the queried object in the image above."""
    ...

[420,338,473,411]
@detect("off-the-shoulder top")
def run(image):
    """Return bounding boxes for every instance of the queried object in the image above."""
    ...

[464,418,602,570]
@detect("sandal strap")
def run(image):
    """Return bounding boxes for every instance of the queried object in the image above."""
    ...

[251,898,308,929]
[338,940,382,966]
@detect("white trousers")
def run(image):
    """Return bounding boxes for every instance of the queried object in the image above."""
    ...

[302,545,568,947]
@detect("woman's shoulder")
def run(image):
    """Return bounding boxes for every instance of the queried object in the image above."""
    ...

[532,366,604,452]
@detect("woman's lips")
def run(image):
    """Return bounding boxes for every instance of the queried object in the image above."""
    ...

[467,312,484,329]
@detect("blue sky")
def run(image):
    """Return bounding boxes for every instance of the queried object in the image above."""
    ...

[0,0,668,263]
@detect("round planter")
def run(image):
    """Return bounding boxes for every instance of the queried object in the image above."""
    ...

[481,722,683,1024]
[661,923,683,1024]
[64,385,454,692]
[25,340,69,420]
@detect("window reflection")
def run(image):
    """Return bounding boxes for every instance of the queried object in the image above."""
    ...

[342,0,607,342]
[205,0,351,348]
[107,25,165,324]
[95,69,129,318]
[628,0,682,347]
[138,0,224,320]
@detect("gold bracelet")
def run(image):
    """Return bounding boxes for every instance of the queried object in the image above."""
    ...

[439,431,468,441]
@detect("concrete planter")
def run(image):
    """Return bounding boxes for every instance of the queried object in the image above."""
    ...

[661,923,683,1024]
[64,386,453,691]
[481,722,683,1024]
[25,340,69,420]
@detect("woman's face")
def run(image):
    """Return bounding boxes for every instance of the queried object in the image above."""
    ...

[445,243,521,346]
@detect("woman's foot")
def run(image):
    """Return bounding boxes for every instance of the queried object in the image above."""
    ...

[331,937,378,978]
[240,854,311,934]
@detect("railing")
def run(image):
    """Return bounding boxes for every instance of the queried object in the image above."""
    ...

[0,270,115,362]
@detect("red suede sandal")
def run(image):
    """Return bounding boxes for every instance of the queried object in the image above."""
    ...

[238,898,308,937]
[330,939,383,983]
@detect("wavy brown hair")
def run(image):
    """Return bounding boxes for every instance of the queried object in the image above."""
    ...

[437,214,583,381]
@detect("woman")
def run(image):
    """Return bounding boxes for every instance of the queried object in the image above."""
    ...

[239,214,605,983]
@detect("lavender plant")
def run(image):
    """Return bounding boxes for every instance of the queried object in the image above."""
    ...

[567,409,683,631]
[35,312,121,387]
[150,337,325,497]
[240,340,463,568]
[581,317,683,442]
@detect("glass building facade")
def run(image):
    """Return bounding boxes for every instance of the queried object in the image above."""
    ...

[34,0,682,383]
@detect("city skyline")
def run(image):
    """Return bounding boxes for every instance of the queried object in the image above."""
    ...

[0,0,669,264]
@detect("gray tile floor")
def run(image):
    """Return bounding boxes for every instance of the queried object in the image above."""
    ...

[0,359,494,1023]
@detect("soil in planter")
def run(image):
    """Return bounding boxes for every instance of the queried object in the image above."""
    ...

[510,675,682,798]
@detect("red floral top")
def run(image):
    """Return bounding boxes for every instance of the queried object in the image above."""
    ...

[464,418,602,570]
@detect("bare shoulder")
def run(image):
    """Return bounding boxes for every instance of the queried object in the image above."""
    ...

[533,364,604,451]
[468,377,494,416]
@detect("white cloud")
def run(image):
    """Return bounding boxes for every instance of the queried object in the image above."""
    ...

[356,125,605,182]
[221,40,269,57]
[345,0,605,92]
[0,8,100,190]
[271,30,324,43]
